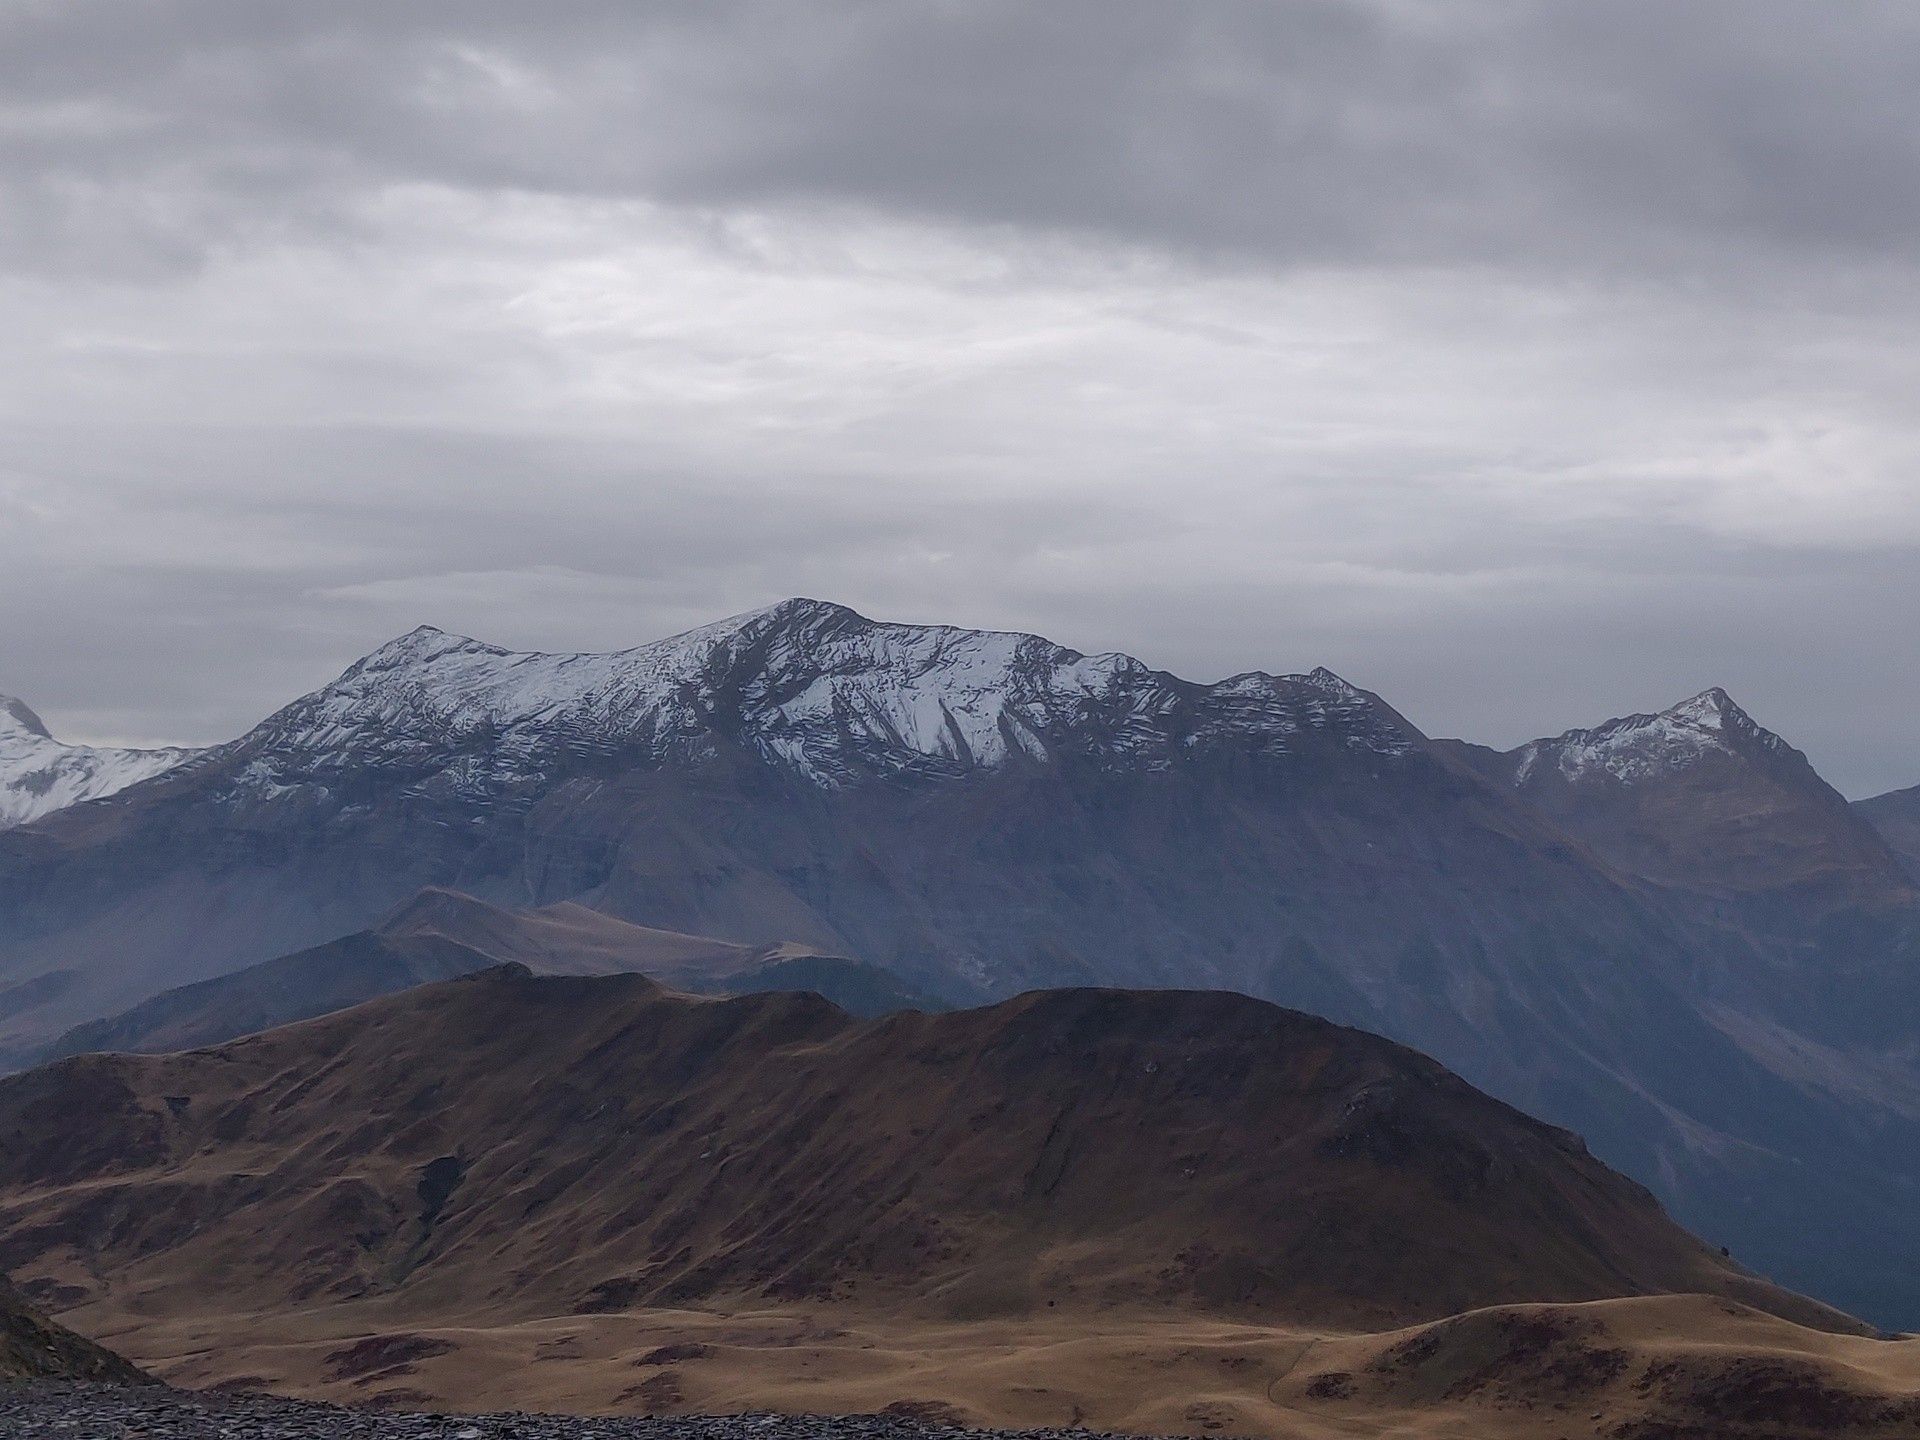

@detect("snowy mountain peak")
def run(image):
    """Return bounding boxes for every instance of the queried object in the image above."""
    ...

[0,696,53,741]
[1665,687,1745,729]
[738,595,860,629]
[348,624,505,674]
[1652,687,1786,754]
[0,697,201,831]
[1301,666,1372,701]
[223,603,1419,803]
[1509,687,1790,788]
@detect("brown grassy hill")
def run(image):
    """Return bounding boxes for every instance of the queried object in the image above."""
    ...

[0,967,1850,1338]
[0,1275,145,1384]
[1279,1294,1920,1440]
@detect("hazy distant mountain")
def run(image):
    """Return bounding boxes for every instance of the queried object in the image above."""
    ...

[1858,783,1920,879]
[1451,689,1920,1063]
[1454,688,1914,913]
[1470,686,1920,1054]
[48,887,938,1059]
[0,965,1855,1336]
[0,695,198,831]
[1,599,1917,1324]
[374,886,940,1016]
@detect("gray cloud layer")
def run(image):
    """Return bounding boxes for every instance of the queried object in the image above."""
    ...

[1,2,1916,794]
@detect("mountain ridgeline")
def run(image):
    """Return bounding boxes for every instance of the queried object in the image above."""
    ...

[0,966,1855,1336]
[47,887,940,1060]
[3,598,1919,1325]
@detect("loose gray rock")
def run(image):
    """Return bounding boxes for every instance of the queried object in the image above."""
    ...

[0,1380,1156,1440]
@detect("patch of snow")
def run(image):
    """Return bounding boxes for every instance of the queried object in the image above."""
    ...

[0,696,201,829]
[1512,688,1788,787]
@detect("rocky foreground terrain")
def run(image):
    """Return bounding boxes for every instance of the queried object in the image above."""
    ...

[0,1382,1109,1440]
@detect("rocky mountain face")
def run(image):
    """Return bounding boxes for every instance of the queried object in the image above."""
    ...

[0,1276,146,1384]
[0,966,1854,1335]
[0,696,197,831]
[1,599,1917,1325]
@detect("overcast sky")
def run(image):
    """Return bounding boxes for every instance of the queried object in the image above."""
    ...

[2,2,1917,795]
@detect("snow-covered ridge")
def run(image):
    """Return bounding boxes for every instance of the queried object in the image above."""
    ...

[0,695,201,830]
[1510,687,1790,788]
[231,598,1418,796]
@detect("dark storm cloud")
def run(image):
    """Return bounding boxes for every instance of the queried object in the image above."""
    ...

[7,2,1920,276]
[0,2,1917,796]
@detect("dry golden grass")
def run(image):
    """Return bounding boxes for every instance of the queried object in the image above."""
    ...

[12,968,1914,1436]
[57,1291,1920,1439]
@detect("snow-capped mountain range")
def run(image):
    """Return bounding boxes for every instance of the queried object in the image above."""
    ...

[174,598,1419,808]
[0,600,1898,852]
[4,601,1905,870]
[0,696,198,831]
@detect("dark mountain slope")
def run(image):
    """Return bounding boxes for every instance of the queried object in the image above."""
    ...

[45,929,496,1061]
[1859,783,1920,879]
[0,1276,146,1384]
[1443,695,1920,1325]
[1454,689,1920,1054]
[0,967,1856,1338]
[47,889,935,1060]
